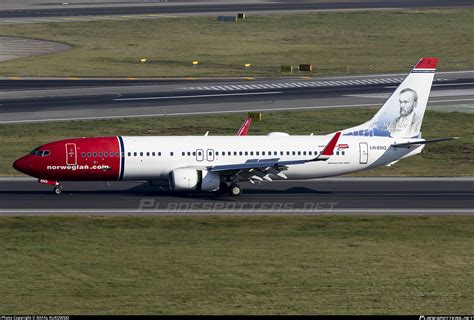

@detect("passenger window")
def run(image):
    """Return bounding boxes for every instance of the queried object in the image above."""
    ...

[134,152,137,157]
[309,151,312,156]
[187,152,191,156]
[292,151,296,156]
[228,151,231,156]
[280,151,284,156]
[250,151,253,156]
[170,152,174,156]
[152,152,156,156]
[43,150,50,157]
[128,152,131,157]
[192,152,195,156]
[116,152,119,157]
[105,152,109,157]
[87,152,91,157]
[286,151,290,155]
[140,152,143,157]
[93,152,97,157]
[298,151,301,156]
[81,152,85,157]
[99,152,103,157]
[303,151,307,156]
[182,152,185,156]
[147,152,150,157]
[158,152,162,156]
[245,151,248,156]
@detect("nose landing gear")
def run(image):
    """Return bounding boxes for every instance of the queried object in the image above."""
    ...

[38,179,63,195]
[53,185,63,195]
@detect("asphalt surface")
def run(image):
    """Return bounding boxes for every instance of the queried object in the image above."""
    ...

[0,178,472,215]
[1,72,473,123]
[0,36,71,63]
[0,0,472,19]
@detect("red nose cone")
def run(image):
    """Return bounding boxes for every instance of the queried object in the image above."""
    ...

[13,155,33,176]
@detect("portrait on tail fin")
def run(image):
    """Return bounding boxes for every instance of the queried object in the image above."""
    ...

[378,88,421,138]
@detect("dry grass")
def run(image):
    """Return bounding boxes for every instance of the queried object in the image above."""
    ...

[0,9,472,77]
[0,216,473,314]
[0,108,472,176]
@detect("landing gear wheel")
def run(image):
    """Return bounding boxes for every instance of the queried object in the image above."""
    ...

[229,184,242,196]
[53,186,63,195]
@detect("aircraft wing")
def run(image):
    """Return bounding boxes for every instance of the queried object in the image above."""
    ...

[391,137,458,148]
[209,131,341,182]
[236,116,252,136]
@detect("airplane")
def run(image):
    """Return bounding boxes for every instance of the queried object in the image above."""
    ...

[13,57,456,196]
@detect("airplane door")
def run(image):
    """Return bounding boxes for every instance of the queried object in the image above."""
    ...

[196,149,204,162]
[359,142,368,164]
[206,149,215,162]
[65,143,77,165]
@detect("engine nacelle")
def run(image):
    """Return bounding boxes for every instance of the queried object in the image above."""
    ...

[169,168,220,192]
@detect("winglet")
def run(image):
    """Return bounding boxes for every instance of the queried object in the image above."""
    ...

[309,131,341,162]
[236,116,252,136]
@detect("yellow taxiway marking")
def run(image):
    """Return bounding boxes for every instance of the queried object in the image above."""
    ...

[63,17,91,21]
[184,77,197,80]
[8,77,22,80]
[243,77,255,80]
[300,76,313,80]
[127,77,137,80]
[68,77,81,80]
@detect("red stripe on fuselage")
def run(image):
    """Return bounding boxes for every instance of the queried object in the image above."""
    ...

[31,137,121,181]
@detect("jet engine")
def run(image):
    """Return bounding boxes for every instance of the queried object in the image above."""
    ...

[169,168,220,192]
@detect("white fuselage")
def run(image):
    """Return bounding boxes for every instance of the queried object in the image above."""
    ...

[120,134,423,181]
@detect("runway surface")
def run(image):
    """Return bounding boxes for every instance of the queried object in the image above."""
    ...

[0,178,472,215]
[1,72,473,123]
[1,0,472,19]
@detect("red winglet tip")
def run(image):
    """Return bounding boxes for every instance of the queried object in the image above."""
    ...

[236,116,252,136]
[322,131,341,156]
[414,57,438,69]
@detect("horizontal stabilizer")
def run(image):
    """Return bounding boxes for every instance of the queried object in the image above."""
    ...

[391,137,459,148]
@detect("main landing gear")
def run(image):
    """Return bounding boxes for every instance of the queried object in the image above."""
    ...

[219,182,242,196]
[229,184,242,196]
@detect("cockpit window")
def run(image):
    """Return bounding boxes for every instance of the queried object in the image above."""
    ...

[30,148,51,157]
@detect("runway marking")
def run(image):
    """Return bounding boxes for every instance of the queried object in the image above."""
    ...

[384,82,474,89]
[1,99,471,124]
[113,91,283,101]
[178,78,424,91]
